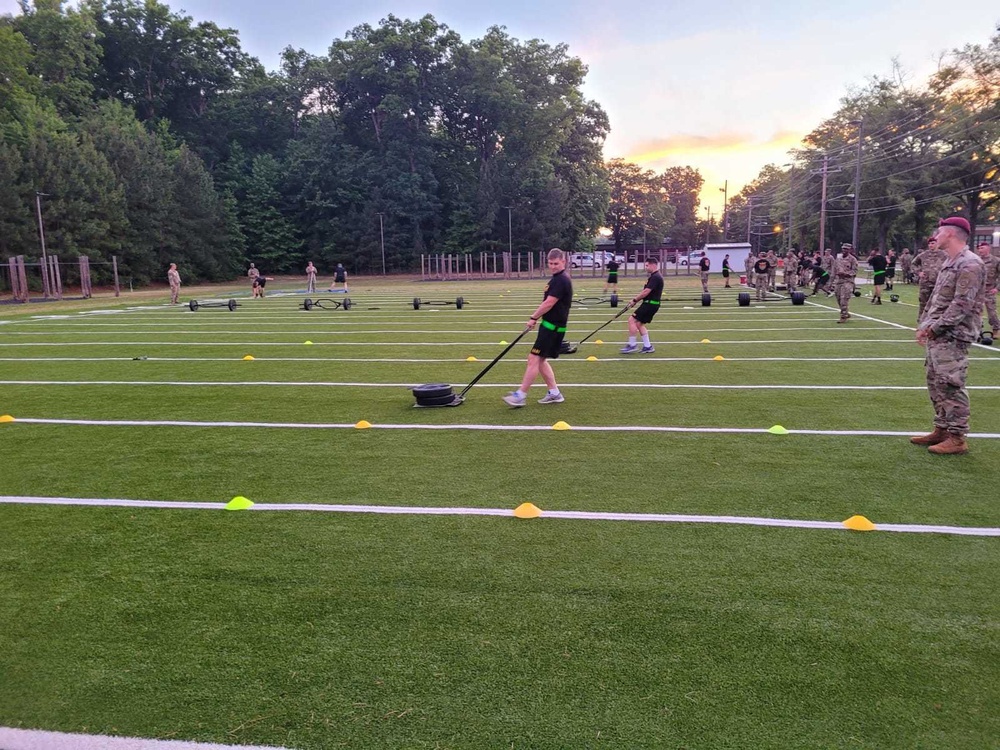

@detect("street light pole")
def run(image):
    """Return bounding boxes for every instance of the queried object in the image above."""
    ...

[505,206,513,256]
[377,212,385,275]
[35,191,50,297]
[851,119,864,252]
[719,180,728,241]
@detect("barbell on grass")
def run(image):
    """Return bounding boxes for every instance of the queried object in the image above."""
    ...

[188,299,239,312]
[413,296,465,310]
[301,297,352,311]
[574,293,619,307]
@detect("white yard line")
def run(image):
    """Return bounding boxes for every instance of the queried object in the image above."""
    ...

[0,727,290,750]
[0,496,996,537]
[7,417,1000,438]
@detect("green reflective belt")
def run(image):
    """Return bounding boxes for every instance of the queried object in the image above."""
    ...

[540,319,567,332]
[646,299,660,305]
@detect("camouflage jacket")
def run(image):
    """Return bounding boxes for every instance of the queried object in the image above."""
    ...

[912,248,947,287]
[821,253,834,272]
[833,254,857,280]
[921,249,985,342]
[982,254,1000,291]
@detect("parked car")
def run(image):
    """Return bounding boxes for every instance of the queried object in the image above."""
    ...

[596,250,625,264]
[569,253,603,270]
[679,252,704,266]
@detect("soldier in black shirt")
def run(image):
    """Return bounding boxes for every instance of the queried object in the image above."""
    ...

[503,248,574,407]
[722,254,731,287]
[868,248,887,304]
[603,258,620,294]
[622,258,664,353]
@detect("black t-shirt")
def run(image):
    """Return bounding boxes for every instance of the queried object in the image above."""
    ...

[257,276,267,287]
[699,257,710,271]
[870,255,887,273]
[722,258,730,270]
[643,271,664,303]
[542,270,573,326]
[607,260,620,273]
[753,258,770,274]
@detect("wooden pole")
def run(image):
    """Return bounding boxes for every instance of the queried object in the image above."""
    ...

[17,256,29,302]
[112,255,120,297]
[51,255,63,299]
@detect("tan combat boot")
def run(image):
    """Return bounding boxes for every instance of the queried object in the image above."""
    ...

[928,435,968,455]
[910,427,948,446]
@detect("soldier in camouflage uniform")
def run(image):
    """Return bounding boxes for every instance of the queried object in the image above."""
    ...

[900,248,913,284]
[167,263,181,304]
[976,242,1000,337]
[912,217,986,455]
[766,249,778,291]
[752,252,771,301]
[833,244,858,323]
[784,251,798,292]
[744,251,754,288]
[912,236,947,321]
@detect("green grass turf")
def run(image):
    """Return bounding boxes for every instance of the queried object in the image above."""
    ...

[1,277,999,749]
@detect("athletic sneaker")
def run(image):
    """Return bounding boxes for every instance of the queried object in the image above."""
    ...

[502,391,526,407]
[620,343,640,354]
[640,345,655,354]
[537,392,565,404]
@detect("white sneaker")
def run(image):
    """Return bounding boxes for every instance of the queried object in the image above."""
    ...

[537,392,565,404]
[502,392,526,407]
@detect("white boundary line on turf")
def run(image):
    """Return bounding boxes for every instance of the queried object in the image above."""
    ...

[0,326,892,336]
[6,380,1000,391]
[8,417,1000,438]
[1,496,996,537]
[0,727,290,750]
[4,356,999,363]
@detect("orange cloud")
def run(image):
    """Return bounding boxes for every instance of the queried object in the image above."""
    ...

[624,130,805,164]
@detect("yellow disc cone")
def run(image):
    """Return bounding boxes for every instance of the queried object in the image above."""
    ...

[355,420,372,429]
[713,355,725,361]
[0,414,15,423]
[594,339,603,345]
[586,356,598,361]
[304,340,313,345]
[499,340,508,345]
[466,356,478,362]
[767,425,789,435]
[225,496,254,511]
[701,338,711,343]
[552,421,571,431]
[514,502,542,519]
[843,515,876,531]
[242,355,255,361]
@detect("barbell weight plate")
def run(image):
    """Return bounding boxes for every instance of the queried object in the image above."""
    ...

[343,297,352,310]
[228,299,237,311]
[791,292,805,305]
[701,293,712,307]
[415,393,463,406]
[303,298,313,311]
[188,300,199,311]
[737,293,750,306]
[610,293,619,307]
[413,297,421,310]
[412,383,455,399]
[456,297,464,309]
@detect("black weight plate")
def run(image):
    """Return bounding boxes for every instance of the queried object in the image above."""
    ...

[456,296,464,309]
[343,297,352,310]
[415,393,462,406]
[610,293,619,307]
[412,383,454,399]
[303,298,313,311]
[228,299,237,311]
[701,293,712,307]
[188,299,199,311]
[791,292,805,306]
[738,293,750,306]
[413,297,421,310]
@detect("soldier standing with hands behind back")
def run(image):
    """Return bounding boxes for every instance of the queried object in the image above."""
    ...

[976,241,1000,338]
[912,217,985,455]
[834,244,858,323]
[912,236,946,320]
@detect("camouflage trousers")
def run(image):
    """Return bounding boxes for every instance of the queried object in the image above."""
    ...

[768,270,776,291]
[169,283,180,303]
[925,337,971,436]
[834,281,853,318]
[701,271,709,293]
[917,283,934,321]
[785,271,797,292]
[754,274,769,300]
[985,294,999,332]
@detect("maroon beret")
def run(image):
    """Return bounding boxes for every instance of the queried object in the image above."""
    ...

[939,216,971,234]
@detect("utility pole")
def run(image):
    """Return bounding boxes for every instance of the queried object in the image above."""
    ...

[787,169,794,254]
[505,206,513,256]
[719,180,728,241]
[705,206,712,245]
[746,196,755,245]
[851,119,864,252]
[377,212,385,275]
[35,192,50,297]
[812,154,842,254]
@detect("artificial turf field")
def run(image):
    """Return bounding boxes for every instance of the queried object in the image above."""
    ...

[1,275,998,749]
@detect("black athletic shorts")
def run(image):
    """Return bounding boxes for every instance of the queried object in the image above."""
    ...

[633,302,659,325]
[531,324,566,359]
[722,269,730,277]
[607,272,618,284]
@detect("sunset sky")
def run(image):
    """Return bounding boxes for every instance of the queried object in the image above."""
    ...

[5,0,998,211]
